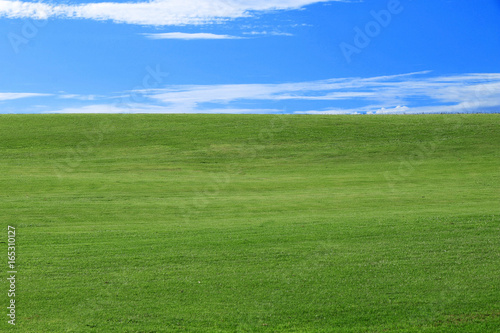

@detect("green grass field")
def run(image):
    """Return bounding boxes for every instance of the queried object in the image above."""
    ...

[1,114,499,332]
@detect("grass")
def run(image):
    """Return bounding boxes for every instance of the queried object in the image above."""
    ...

[0,114,499,332]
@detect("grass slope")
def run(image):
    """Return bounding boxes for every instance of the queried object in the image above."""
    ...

[1,114,499,332]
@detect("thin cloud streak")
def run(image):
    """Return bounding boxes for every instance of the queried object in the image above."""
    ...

[45,104,282,114]
[58,94,98,101]
[0,93,51,101]
[243,31,294,36]
[142,32,245,40]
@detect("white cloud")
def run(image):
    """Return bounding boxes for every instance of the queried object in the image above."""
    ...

[0,92,51,101]
[141,84,380,108]
[243,31,294,36]
[138,72,500,114]
[133,72,430,105]
[142,32,245,40]
[0,0,343,26]
[23,72,500,114]
[45,104,124,114]
[374,105,410,114]
[58,94,98,101]
[45,104,161,114]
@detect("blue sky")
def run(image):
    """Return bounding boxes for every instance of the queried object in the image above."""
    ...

[1,0,500,114]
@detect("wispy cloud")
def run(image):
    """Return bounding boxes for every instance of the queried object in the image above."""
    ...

[46,104,281,114]
[243,31,294,36]
[0,0,344,26]
[142,32,245,40]
[0,92,51,101]
[133,71,433,107]
[34,72,500,114]
[58,94,98,101]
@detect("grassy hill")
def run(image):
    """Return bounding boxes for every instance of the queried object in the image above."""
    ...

[1,114,499,332]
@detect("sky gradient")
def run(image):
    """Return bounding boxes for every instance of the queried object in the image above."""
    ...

[1,0,500,114]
